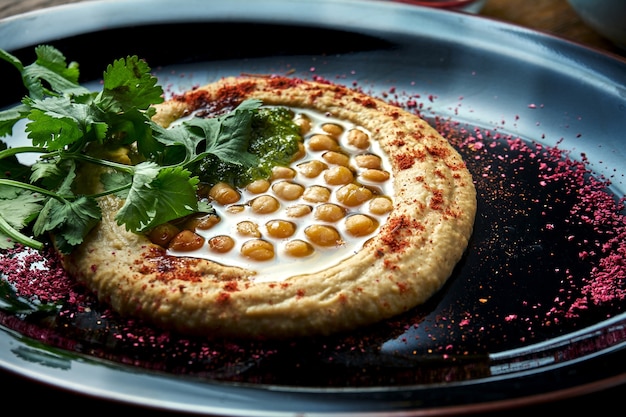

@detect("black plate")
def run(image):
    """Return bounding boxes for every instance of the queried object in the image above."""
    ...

[1,0,626,415]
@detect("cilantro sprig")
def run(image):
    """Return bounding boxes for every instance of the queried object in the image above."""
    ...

[0,45,260,253]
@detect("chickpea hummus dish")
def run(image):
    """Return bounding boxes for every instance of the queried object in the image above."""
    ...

[0,47,476,339]
[57,76,476,338]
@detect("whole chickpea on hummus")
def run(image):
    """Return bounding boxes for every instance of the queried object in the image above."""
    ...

[60,76,477,339]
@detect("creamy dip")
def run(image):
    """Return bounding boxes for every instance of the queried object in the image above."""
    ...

[168,107,395,282]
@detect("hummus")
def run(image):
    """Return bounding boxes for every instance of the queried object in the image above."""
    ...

[61,76,477,339]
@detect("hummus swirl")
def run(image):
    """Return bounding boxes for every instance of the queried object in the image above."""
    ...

[61,76,477,339]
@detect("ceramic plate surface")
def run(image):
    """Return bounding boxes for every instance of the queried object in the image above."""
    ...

[1,0,626,415]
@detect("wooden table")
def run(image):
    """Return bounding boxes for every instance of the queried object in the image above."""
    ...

[1,1,625,416]
[2,0,625,59]
[481,0,625,58]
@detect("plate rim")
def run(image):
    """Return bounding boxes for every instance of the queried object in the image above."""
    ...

[1,0,626,415]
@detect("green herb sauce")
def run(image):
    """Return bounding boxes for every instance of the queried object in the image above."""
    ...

[195,107,302,187]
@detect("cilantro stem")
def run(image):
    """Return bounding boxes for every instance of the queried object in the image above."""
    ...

[66,153,135,173]
[0,215,44,251]
[90,184,131,199]
[0,146,49,160]
[0,179,72,201]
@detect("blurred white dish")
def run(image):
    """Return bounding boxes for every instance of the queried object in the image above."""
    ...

[568,0,626,49]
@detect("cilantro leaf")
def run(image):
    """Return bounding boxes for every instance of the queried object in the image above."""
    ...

[115,164,199,232]
[24,96,108,149]
[0,47,24,72]
[189,99,261,167]
[149,120,199,164]
[31,160,81,242]
[151,99,261,168]
[38,196,101,254]
[30,160,64,184]
[96,55,164,113]
[0,186,45,249]
[100,171,133,198]
[0,104,29,137]
[21,45,90,99]
[114,107,165,156]
[148,99,262,175]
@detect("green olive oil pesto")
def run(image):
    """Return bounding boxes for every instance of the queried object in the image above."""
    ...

[195,107,302,187]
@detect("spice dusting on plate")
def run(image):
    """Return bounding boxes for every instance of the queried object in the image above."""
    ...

[1,77,625,386]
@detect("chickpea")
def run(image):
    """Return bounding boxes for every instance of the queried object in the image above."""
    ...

[335,183,373,206]
[323,165,354,185]
[168,230,205,252]
[250,195,280,214]
[314,203,345,222]
[209,182,240,205]
[321,123,343,138]
[354,154,382,169]
[182,213,220,231]
[344,214,378,237]
[147,223,180,247]
[360,169,390,182]
[271,166,296,180]
[308,134,339,152]
[286,204,312,217]
[347,128,370,149]
[369,196,394,215]
[272,181,304,201]
[237,220,261,237]
[226,205,245,214]
[247,179,270,194]
[266,220,296,238]
[322,151,350,167]
[304,224,342,247]
[209,235,235,253]
[292,142,306,161]
[302,185,331,203]
[297,160,328,178]
[284,239,314,257]
[196,183,212,199]
[294,114,312,134]
[240,239,275,261]
[197,214,221,229]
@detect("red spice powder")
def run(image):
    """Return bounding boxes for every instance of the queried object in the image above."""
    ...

[379,215,423,256]
[353,96,377,109]
[0,245,83,305]
[394,154,415,170]
[389,110,401,120]
[429,189,444,211]
[426,143,451,159]
[383,259,400,270]
[174,80,259,114]
[223,281,239,292]
[216,292,231,303]
[267,76,302,89]
[396,281,410,293]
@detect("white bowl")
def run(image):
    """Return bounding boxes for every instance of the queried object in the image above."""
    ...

[568,0,626,49]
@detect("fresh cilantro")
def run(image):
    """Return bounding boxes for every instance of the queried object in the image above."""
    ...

[0,186,45,250]
[151,99,262,167]
[0,45,260,253]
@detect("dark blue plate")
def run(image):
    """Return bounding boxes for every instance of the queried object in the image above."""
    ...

[1,0,626,415]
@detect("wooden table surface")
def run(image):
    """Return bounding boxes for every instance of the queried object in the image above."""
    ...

[1,0,625,59]
[1,1,625,417]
